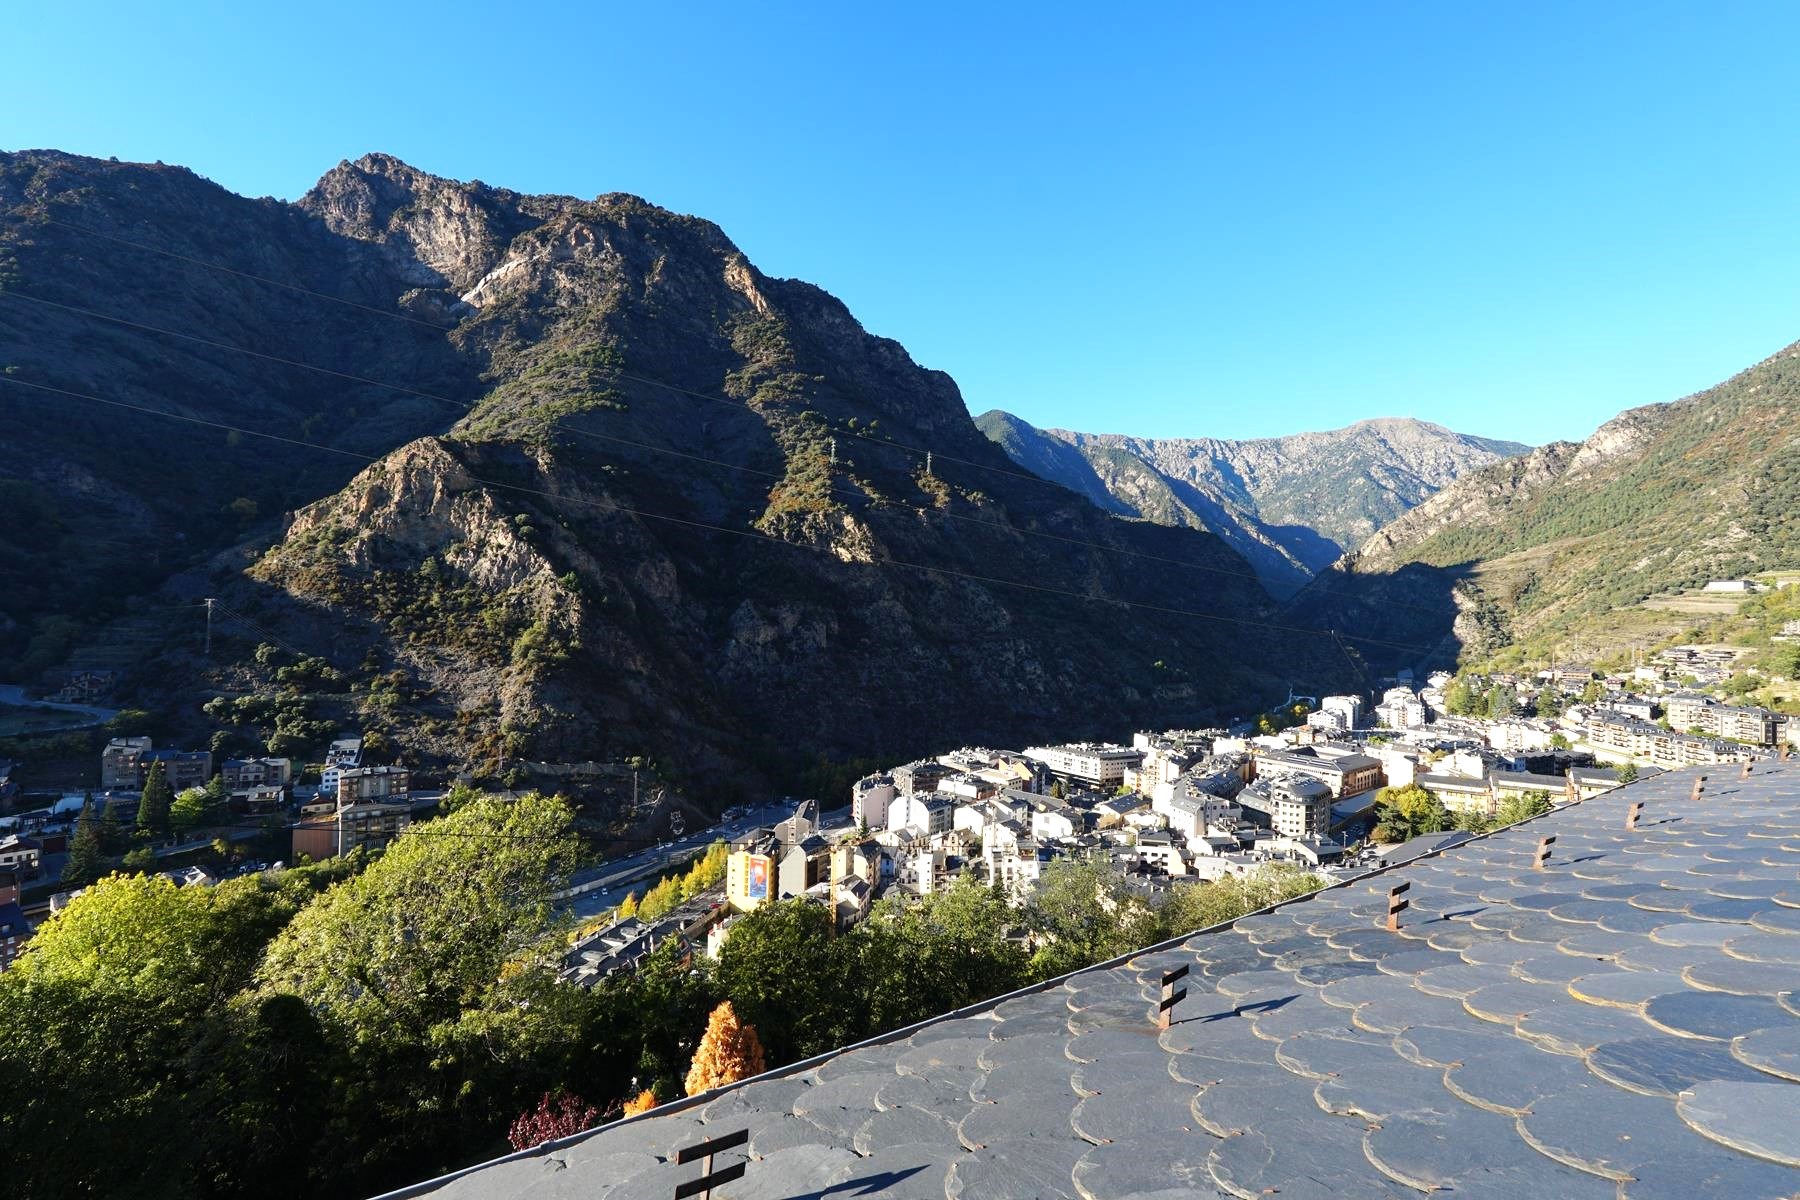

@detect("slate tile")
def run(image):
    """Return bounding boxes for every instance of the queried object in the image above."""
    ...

[1641,990,1795,1042]
[852,1105,957,1156]
[1440,1045,1598,1115]
[1347,987,1470,1035]
[1732,1025,1800,1083]
[1676,1080,1800,1167]
[1517,1002,1652,1057]
[1072,1050,1174,1098]
[1363,1103,1617,1197]
[1069,1076,1200,1143]
[1567,970,1686,1009]
[1206,1124,1409,1200]
[821,1147,953,1200]
[945,1136,1087,1199]
[1314,1062,1455,1120]
[1072,1134,1217,1200]
[718,1144,861,1200]
[1585,1035,1773,1097]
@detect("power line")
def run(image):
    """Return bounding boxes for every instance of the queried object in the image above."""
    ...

[0,286,1456,620]
[20,208,1141,489]
[31,213,456,332]
[0,372,1445,654]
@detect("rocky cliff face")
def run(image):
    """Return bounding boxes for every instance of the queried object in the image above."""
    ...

[977,412,1527,596]
[1,150,1353,784]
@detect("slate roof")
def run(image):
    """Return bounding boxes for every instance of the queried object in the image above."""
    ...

[386,765,1800,1200]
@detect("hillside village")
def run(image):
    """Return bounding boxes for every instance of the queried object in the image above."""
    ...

[553,612,1795,982]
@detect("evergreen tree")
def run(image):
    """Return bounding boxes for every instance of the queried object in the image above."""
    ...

[684,1001,766,1096]
[137,761,173,837]
[64,800,106,889]
[98,794,127,854]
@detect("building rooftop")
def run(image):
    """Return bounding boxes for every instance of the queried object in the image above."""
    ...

[389,765,1800,1200]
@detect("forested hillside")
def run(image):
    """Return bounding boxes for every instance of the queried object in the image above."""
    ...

[1294,343,1800,671]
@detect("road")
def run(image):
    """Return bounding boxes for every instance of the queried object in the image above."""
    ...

[0,683,119,729]
[560,802,852,922]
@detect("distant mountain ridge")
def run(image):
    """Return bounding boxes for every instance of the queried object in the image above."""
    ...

[1291,344,1800,671]
[976,411,1528,595]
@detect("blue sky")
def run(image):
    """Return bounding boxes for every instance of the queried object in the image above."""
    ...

[7,1,1800,444]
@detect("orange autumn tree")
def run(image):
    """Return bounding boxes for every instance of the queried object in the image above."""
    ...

[684,1000,767,1096]
[622,1089,658,1117]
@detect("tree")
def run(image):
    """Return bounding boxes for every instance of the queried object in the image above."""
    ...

[854,878,1029,1032]
[121,846,156,874]
[171,787,209,834]
[64,799,106,888]
[137,761,173,837]
[1022,858,1159,980]
[1494,790,1554,827]
[1443,677,1478,716]
[684,1001,767,1096]
[622,1089,658,1117]
[1615,761,1640,784]
[0,871,315,1198]
[255,792,591,1181]
[1371,784,1451,843]
[258,792,583,1041]
[616,890,639,919]
[1580,679,1603,705]
[99,793,129,854]
[1535,688,1560,718]
[714,900,857,1064]
[1452,806,1492,834]
[1485,684,1519,719]
[507,1091,600,1150]
[1156,866,1324,938]
[1549,733,1572,751]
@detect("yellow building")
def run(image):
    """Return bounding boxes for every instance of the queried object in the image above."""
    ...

[725,850,774,913]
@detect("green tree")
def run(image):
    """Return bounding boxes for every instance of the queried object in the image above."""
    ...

[64,799,106,888]
[1443,677,1478,716]
[255,793,589,1181]
[258,792,583,1041]
[1451,806,1492,834]
[714,899,858,1065]
[1485,684,1519,719]
[1155,866,1324,938]
[1371,784,1451,843]
[99,793,129,854]
[121,846,156,874]
[171,786,209,834]
[0,871,319,1198]
[1494,790,1554,826]
[1580,679,1603,705]
[137,761,173,837]
[1022,858,1159,979]
[854,878,1029,1032]
[1615,761,1640,784]
[1535,688,1560,718]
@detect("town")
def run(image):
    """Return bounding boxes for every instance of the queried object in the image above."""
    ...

[7,620,1787,981]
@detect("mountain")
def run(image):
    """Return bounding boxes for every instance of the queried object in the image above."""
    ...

[1291,345,1800,672]
[0,150,1354,788]
[975,411,1528,596]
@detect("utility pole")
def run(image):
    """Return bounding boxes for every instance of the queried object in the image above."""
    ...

[925,450,933,476]
[829,438,837,466]
[202,598,216,657]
